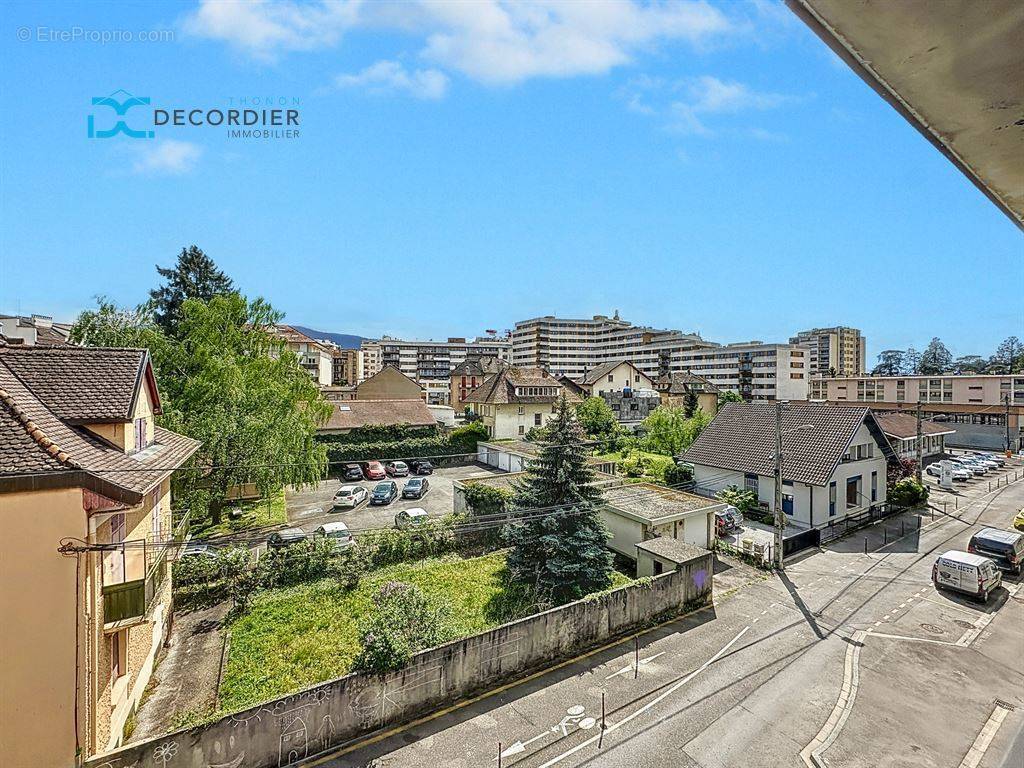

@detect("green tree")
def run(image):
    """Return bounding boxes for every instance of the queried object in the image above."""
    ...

[902,347,922,375]
[639,407,711,456]
[72,293,331,525]
[682,390,699,418]
[575,396,617,437]
[717,390,743,409]
[149,245,235,335]
[949,355,986,374]
[919,337,952,375]
[991,336,1024,374]
[165,294,331,523]
[505,395,612,605]
[871,350,905,376]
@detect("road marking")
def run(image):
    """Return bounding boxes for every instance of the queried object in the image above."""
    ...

[957,703,1012,768]
[497,730,553,759]
[800,629,866,768]
[604,652,666,680]
[867,631,959,647]
[538,626,751,768]
[956,612,996,648]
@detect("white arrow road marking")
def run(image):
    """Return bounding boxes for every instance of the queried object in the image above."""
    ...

[497,731,553,759]
[538,626,751,768]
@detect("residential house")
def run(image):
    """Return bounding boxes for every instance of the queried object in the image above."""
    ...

[656,371,720,416]
[0,313,72,346]
[0,344,199,767]
[874,413,955,463]
[317,399,437,436]
[270,325,334,387]
[355,365,424,401]
[680,402,895,531]
[599,483,722,562]
[575,360,655,397]
[450,356,508,412]
[463,367,579,439]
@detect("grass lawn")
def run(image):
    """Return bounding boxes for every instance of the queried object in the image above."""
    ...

[219,551,632,713]
[191,491,288,539]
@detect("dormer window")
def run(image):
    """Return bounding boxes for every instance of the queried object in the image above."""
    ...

[134,417,148,453]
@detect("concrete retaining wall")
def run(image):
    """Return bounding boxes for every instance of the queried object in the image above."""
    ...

[87,554,713,768]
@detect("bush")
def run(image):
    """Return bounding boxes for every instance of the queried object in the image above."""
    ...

[257,537,337,588]
[319,421,489,472]
[353,581,450,674]
[887,458,917,489]
[888,478,929,508]
[663,461,694,487]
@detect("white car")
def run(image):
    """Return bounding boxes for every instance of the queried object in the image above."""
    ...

[951,459,986,476]
[332,485,368,509]
[968,451,1005,467]
[926,463,970,482]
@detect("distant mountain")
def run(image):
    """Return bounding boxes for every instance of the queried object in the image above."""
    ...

[292,325,368,349]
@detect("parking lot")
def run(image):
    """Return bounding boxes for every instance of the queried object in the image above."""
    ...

[922,449,1023,503]
[284,462,506,535]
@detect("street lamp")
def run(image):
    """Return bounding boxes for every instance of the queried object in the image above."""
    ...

[773,401,814,570]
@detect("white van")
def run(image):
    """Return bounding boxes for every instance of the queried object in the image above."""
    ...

[932,550,1001,601]
[394,508,430,529]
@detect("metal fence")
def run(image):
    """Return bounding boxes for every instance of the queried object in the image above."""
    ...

[817,502,908,545]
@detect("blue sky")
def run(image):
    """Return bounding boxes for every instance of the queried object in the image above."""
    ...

[1,0,1020,364]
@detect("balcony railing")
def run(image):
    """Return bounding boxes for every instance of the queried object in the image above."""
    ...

[102,510,191,624]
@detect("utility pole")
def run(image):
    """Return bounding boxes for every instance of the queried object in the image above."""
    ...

[774,400,784,570]
[1006,394,1012,454]
[915,400,923,484]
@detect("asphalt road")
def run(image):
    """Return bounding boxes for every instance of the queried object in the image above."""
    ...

[317,465,1024,768]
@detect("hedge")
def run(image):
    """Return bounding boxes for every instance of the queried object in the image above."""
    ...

[319,422,489,475]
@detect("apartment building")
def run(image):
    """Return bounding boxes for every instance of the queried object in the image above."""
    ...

[376,335,512,405]
[677,342,809,401]
[270,325,334,386]
[809,374,1024,450]
[789,326,866,376]
[331,347,360,385]
[512,314,715,379]
[0,345,199,767]
[360,340,383,382]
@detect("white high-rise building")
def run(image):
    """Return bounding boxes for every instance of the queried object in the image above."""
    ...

[511,314,808,401]
[511,313,714,380]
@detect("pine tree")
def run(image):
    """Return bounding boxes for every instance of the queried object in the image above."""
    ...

[149,245,235,334]
[505,395,613,605]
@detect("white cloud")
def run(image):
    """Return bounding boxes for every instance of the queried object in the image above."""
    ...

[183,0,732,82]
[332,60,448,99]
[132,140,203,175]
[659,76,790,135]
[183,0,361,61]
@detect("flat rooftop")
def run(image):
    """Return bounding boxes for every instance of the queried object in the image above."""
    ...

[635,536,708,564]
[601,482,723,523]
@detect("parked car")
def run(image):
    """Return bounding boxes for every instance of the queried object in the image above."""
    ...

[179,542,218,561]
[723,504,744,527]
[395,507,430,529]
[385,461,410,477]
[714,509,737,536]
[362,461,386,480]
[966,451,1004,467]
[402,477,430,499]
[967,528,1024,575]
[932,550,1001,601]
[408,459,434,475]
[313,521,354,551]
[964,455,999,470]
[332,485,368,509]
[342,463,364,481]
[268,527,308,549]
[370,480,399,505]
[926,463,971,482]
[950,459,986,476]
[1014,508,1024,532]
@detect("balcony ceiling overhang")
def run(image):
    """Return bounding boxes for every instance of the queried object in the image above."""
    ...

[787,0,1024,231]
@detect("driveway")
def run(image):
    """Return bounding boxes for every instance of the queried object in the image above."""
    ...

[285,463,507,536]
